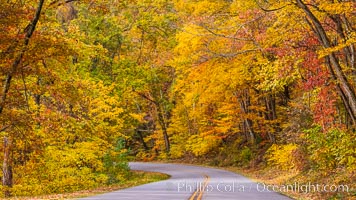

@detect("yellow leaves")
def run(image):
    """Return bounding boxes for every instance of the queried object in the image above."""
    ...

[230,0,257,12]
[185,134,222,156]
[317,32,356,58]
[174,24,205,64]
[266,144,299,171]
[169,144,185,158]
[45,142,104,172]
[174,0,228,16]
[191,0,227,16]
[129,113,145,123]
[257,57,300,92]
[10,140,112,196]
[318,2,354,15]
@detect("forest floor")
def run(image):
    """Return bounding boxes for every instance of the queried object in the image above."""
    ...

[6,171,170,200]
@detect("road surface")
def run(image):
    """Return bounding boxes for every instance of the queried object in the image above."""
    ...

[80,162,292,200]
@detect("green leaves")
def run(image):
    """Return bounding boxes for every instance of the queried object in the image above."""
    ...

[305,126,356,171]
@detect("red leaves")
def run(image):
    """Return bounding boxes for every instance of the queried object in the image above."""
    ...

[302,51,329,91]
[313,85,337,131]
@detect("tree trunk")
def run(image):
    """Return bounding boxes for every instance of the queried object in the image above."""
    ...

[136,129,149,151]
[264,94,277,143]
[238,89,255,143]
[157,109,170,152]
[325,55,356,124]
[2,137,13,197]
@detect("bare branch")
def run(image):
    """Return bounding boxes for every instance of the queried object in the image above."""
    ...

[0,125,10,132]
[199,23,254,42]
[205,45,258,58]
[133,89,158,106]
[49,0,78,7]
[254,0,289,12]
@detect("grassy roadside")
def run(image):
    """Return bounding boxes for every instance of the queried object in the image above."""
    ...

[6,170,170,200]
[224,166,356,200]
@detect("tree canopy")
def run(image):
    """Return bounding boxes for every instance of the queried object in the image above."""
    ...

[0,0,355,198]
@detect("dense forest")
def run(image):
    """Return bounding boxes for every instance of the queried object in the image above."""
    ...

[0,0,355,198]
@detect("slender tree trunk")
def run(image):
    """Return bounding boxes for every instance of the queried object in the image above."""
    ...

[157,108,170,152]
[264,94,276,143]
[325,57,356,124]
[240,123,249,142]
[35,76,42,128]
[245,119,255,143]
[331,14,355,76]
[238,89,255,143]
[184,105,194,134]
[2,137,12,197]
[136,129,149,151]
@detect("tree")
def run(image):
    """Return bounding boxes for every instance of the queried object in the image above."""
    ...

[257,0,356,125]
[0,0,45,196]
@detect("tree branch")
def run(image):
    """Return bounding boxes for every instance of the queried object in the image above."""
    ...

[254,0,289,12]
[0,125,10,132]
[49,0,78,7]
[133,90,158,106]
[0,0,45,114]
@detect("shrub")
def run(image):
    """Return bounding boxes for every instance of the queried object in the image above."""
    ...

[305,126,356,171]
[185,134,222,156]
[103,138,130,184]
[9,138,130,196]
[265,143,299,170]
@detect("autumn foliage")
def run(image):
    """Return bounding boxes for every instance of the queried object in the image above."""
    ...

[0,0,355,198]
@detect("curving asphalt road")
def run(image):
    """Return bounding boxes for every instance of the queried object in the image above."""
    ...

[80,162,292,200]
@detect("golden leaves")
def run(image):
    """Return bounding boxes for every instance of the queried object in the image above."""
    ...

[318,32,356,59]
[318,2,354,15]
